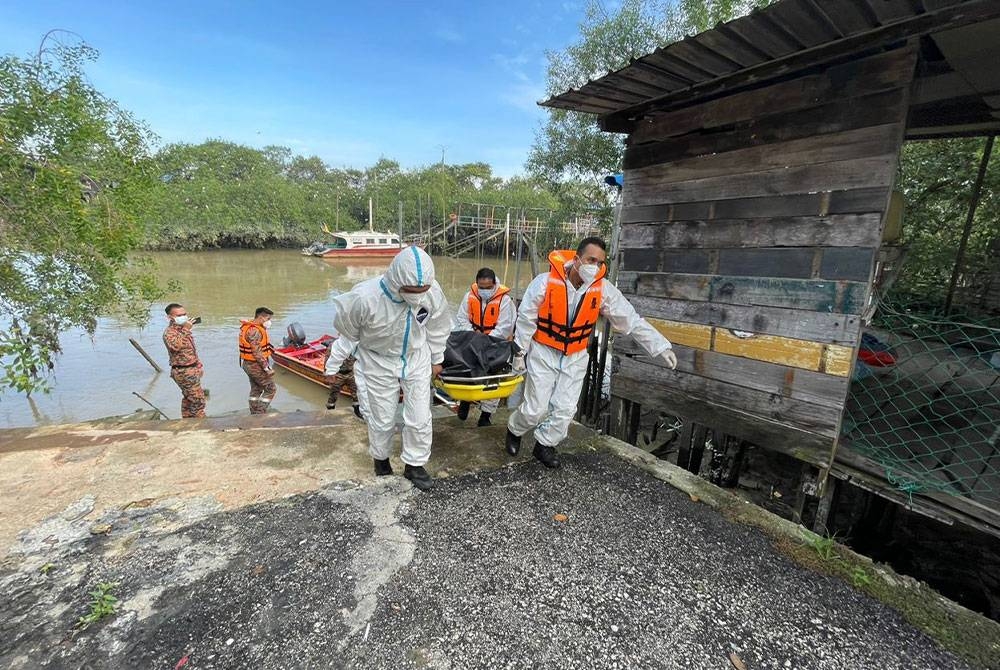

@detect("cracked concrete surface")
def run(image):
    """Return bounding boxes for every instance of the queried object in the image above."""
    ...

[321,479,418,649]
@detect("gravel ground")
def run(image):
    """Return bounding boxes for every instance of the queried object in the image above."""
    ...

[0,451,973,669]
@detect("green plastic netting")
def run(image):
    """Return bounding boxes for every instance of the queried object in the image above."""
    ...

[842,299,1000,505]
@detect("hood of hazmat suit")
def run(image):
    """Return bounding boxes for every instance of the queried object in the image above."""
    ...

[331,246,451,379]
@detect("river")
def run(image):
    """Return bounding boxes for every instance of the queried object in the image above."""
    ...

[0,250,537,428]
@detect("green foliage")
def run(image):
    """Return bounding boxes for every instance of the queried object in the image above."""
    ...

[893,137,1000,307]
[528,0,774,181]
[0,32,163,396]
[850,565,872,588]
[808,533,839,561]
[143,144,587,249]
[76,581,118,629]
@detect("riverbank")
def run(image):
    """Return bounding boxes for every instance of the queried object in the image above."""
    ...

[2,411,998,668]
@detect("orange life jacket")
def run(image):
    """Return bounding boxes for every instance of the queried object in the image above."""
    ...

[239,321,274,361]
[534,250,606,355]
[468,283,511,335]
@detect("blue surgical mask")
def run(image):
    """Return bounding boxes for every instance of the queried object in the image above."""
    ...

[479,287,496,301]
[173,315,189,326]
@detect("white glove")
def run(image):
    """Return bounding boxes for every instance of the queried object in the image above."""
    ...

[660,349,677,370]
[512,353,526,373]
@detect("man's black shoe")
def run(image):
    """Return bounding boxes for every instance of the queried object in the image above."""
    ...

[353,403,365,420]
[533,443,561,469]
[403,464,434,491]
[457,401,470,421]
[373,458,393,476]
[505,428,522,456]
[477,411,492,427]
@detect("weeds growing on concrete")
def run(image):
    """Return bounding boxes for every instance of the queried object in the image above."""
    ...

[77,582,118,629]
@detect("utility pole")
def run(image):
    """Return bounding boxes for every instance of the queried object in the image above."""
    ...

[398,199,404,245]
[437,144,448,166]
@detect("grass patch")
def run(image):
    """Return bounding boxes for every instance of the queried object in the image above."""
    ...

[77,582,119,630]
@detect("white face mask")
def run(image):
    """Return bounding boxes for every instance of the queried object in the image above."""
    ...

[263,319,272,329]
[478,287,496,300]
[172,315,189,326]
[401,291,429,308]
[577,262,600,285]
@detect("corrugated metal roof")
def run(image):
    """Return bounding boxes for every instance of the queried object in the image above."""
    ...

[542,0,1000,122]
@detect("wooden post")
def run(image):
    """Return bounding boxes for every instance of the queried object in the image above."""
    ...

[945,134,995,314]
[129,338,162,373]
[812,477,840,535]
[626,400,642,446]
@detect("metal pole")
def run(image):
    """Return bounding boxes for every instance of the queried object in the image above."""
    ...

[398,200,403,245]
[132,391,171,420]
[945,134,994,315]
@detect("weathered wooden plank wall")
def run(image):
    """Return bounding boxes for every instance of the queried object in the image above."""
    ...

[612,44,919,468]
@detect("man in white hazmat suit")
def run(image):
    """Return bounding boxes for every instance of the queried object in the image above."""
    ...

[506,236,677,468]
[451,267,517,427]
[330,247,451,490]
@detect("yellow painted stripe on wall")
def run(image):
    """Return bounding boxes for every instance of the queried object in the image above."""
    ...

[647,318,713,350]
[714,329,824,371]
[823,345,854,377]
[642,317,853,377]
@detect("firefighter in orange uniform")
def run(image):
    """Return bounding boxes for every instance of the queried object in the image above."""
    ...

[505,237,677,468]
[452,267,516,426]
[239,306,276,414]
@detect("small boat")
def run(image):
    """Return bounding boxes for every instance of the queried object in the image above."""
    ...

[301,241,330,256]
[273,325,453,408]
[272,334,347,392]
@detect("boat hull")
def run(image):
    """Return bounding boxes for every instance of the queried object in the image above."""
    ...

[272,336,352,395]
[318,247,402,258]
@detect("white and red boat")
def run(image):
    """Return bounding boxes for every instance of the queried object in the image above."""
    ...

[316,228,404,259]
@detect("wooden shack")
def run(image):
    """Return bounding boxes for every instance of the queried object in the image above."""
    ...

[543,0,1000,536]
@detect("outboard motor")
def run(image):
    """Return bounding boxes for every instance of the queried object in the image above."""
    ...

[283,322,307,347]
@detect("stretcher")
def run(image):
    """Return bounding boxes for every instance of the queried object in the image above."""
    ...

[433,373,524,402]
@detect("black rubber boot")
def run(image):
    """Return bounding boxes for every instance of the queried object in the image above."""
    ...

[457,401,470,421]
[353,403,364,420]
[403,464,434,491]
[373,458,393,476]
[477,411,492,427]
[532,443,561,469]
[505,428,522,456]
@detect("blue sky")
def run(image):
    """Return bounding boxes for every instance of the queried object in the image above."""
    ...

[1,0,591,177]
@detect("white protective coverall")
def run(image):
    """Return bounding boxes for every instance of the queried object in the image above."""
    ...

[451,287,517,414]
[331,247,451,466]
[508,263,673,447]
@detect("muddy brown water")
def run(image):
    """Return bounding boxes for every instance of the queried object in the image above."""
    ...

[0,250,535,428]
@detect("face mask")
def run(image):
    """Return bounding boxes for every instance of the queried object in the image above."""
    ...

[478,287,496,300]
[401,291,429,308]
[173,315,189,326]
[577,263,600,285]
[263,319,272,329]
